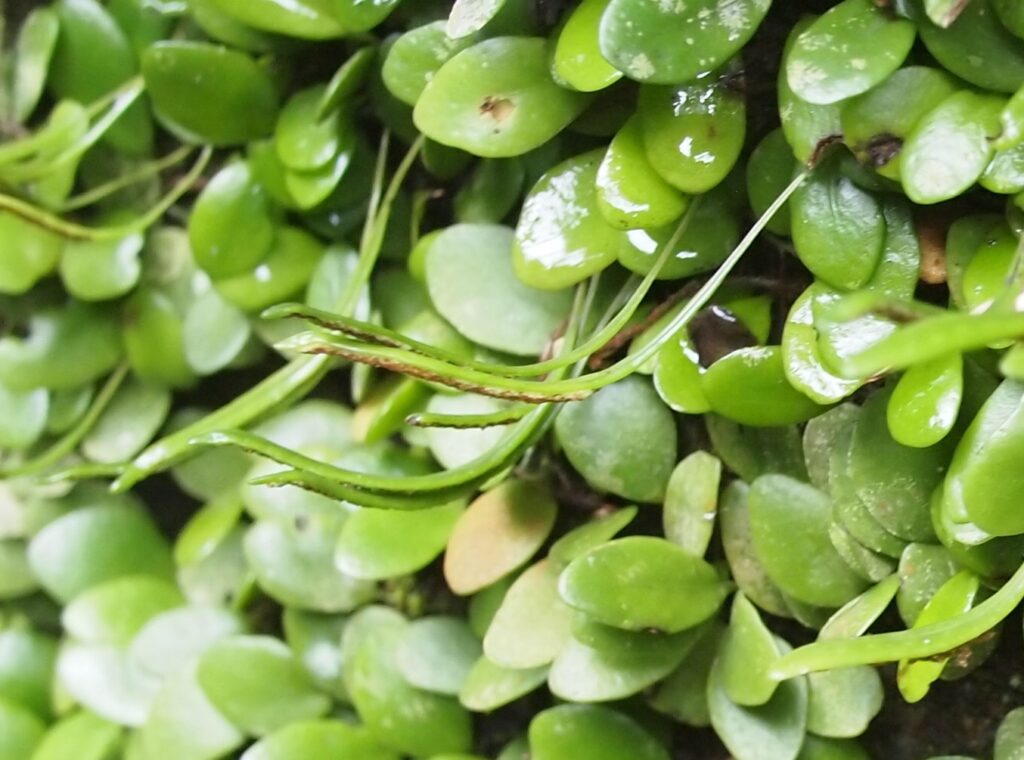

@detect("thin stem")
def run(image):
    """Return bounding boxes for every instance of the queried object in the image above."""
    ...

[59,146,195,212]
[0,146,212,240]
[113,134,423,491]
[265,199,700,379]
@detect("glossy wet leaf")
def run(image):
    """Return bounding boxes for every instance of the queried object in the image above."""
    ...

[654,329,710,413]
[749,475,868,608]
[28,504,173,603]
[791,155,884,290]
[915,0,1024,93]
[555,376,677,502]
[551,0,621,92]
[513,149,628,289]
[244,515,375,613]
[183,286,252,376]
[702,346,824,426]
[425,224,573,355]
[142,41,279,145]
[560,536,727,633]
[901,91,1004,204]
[663,451,721,557]
[841,67,959,180]
[718,593,780,707]
[783,284,862,405]
[342,608,473,757]
[189,160,276,279]
[707,641,808,760]
[196,0,345,39]
[483,559,573,668]
[382,21,476,107]
[786,0,915,105]
[618,186,741,280]
[397,616,481,696]
[596,116,688,231]
[778,17,843,163]
[637,76,746,194]
[887,353,963,448]
[336,499,462,580]
[529,704,669,760]
[414,37,589,158]
[241,720,399,760]
[944,380,1024,536]
[197,635,330,736]
[275,86,343,172]
[447,0,508,38]
[598,0,771,84]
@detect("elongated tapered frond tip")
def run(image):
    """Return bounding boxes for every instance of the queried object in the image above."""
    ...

[404,413,425,427]
[261,302,306,321]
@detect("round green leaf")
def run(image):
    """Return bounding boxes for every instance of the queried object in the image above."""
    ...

[702,346,825,426]
[0,698,44,760]
[513,149,627,290]
[786,0,915,105]
[197,635,331,737]
[559,536,727,633]
[598,0,770,84]
[62,576,183,646]
[28,504,173,604]
[749,475,868,608]
[663,451,722,557]
[552,0,621,92]
[483,559,573,669]
[81,379,171,464]
[244,515,374,613]
[336,500,463,581]
[413,37,590,158]
[129,606,245,680]
[142,41,279,145]
[189,160,277,279]
[458,656,548,712]
[397,617,481,696]
[529,704,669,760]
[707,640,808,760]
[241,720,399,760]
[901,90,1004,205]
[637,76,746,194]
[555,376,677,503]
[425,224,573,355]
[444,479,557,596]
